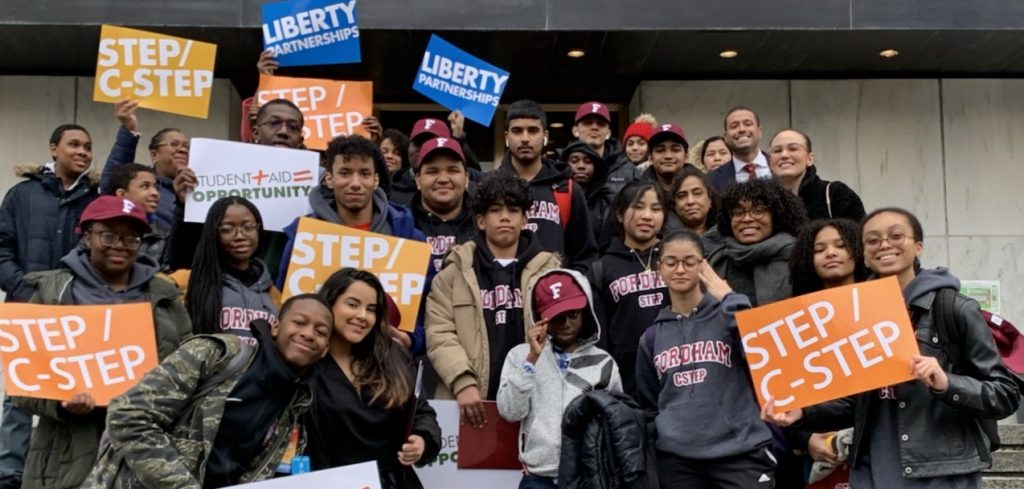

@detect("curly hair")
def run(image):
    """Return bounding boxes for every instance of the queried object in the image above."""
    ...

[789,219,870,295]
[324,134,386,176]
[380,128,411,173]
[669,165,720,233]
[472,173,533,217]
[716,178,808,241]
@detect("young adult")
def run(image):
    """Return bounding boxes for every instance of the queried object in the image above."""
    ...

[785,218,870,487]
[561,140,615,243]
[14,196,192,489]
[666,165,719,239]
[623,114,657,168]
[381,128,411,177]
[706,178,807,307]
[764,208,1021,489]
[588,181,667,396]
[636,230,775,488]
[104,164,172,270]
[425,173,560,424]
[188,197,278,344]
[82,294,332,489]
[393,115,482,207]
[769,129,866,222]
[0,123,98,489]
[498,269,622,489]
[571,101,637,196]
[495,99,597,272]
[279,135,425,288]
[412,137,475,277]
[701,136,732,173]
[308,268,441,489]
[640,123,691,193]
[707,107,772,191]
[99,99,189,227]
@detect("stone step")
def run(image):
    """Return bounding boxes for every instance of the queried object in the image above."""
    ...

[989,449,1024,474]
[998,423,1024,446]
[982,476,1024,489]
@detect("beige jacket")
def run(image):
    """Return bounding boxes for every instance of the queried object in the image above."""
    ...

[425,240,560,399]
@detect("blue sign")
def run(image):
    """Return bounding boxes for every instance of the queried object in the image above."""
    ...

[413,35,510,126]
[261,0,361,67]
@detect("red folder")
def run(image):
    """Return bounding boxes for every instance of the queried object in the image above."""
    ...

[457,401,522,470]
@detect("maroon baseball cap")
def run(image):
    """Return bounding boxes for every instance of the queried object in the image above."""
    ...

[410,118,451,143]
[574,101,611,125]
[78,195,151,234]
[648,123,690,150]
[534,272,588,322]
[417,136,466,167]
[986,311,1024,374]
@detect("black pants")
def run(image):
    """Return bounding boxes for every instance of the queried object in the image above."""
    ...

[657,448,776,489]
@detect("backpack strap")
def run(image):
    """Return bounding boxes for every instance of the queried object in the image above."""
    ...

[554,181,573,232]
[195,340,257,399]
[933,288,963,368]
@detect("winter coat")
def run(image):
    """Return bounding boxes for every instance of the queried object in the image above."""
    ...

[497,268,623,478]
[796,165,866,222]
[99,126,177,227]
[424,239,560,399]
[81,334,311,489]
[0,164,98,302]
[601,139,639,197]
[14,263,192,489]
[560,141,617,244]
[799,270,1020,482]
[558,390,657,489]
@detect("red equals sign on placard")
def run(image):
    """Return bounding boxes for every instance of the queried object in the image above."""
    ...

[292,170,314,183]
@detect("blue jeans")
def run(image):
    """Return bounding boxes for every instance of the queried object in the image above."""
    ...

[519,474,557,489]
[0,397,29,480]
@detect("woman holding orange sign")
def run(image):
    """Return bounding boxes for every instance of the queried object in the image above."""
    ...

[764,208,1020,489]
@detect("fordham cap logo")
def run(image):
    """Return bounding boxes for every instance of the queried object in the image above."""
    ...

[548,282,563,299]
[591,103,602,113]
[122,199,135,214]
[662,124,672,131]
[423,119,437,129]
[436,137,449,147]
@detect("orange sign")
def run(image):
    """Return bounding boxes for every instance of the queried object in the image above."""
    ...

[94,25,217,119]
[255,74,373,150]
[0,303,159,406]
[737,276,920,412]
[282,217,430,332]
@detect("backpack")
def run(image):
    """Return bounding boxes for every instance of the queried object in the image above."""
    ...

[553,180,574,232]
[929,288,1024,452]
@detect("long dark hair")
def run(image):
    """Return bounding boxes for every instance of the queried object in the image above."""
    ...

[318,268,412,410]
[186,197,265,335]
[669,165,720,232]
[610,180,666,241]
[789,219,870,295]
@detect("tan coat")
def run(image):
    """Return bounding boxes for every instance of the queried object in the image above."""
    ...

[425,241,560,399]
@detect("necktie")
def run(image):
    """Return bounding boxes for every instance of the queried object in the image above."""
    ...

[743,163,757,177]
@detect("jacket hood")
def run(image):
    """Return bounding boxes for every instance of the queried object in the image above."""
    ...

[308,184,392,233]
[651,292,719,324]
[225,259,273,294]
[528,267,602,348]
[605,236,660,262]
[390,168,415,193]
[560,141,610,193]
[17,163,100,188]
[497,154,572,185]
[903,267,961,304]
[471,229,544,265]
[61,246,158,294]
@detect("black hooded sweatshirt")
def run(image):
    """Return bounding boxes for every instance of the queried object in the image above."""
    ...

[560,141,616,244]
[472,231,543,400]
[495,154,597,273]
[590,237,667,395]
[411,191,476,276]
[203,319,319,488]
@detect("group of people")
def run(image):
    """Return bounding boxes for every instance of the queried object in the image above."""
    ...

[0,56,1018,489]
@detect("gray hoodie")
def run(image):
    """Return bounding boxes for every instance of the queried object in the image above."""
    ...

[219,259,278,346]
[309,185,393,235]
[635,292,772,460]
[496,268,623,478]
[60,248,157,305]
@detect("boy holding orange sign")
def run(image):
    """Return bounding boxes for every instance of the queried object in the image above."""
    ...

[763,208,1020,488]
[12,196,192,489]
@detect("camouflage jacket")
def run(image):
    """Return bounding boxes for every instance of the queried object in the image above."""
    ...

[80,334,312,489]
[13,268,192,489]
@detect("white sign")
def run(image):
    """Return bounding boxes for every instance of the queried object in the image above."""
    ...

[224,461,381,489]
[418,400,522,488]
[184,138,320,231]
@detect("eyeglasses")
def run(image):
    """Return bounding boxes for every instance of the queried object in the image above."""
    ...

[156,140,190,151]
[863,232,912,251]
[550,309,583,323]
[659,256,702,271]
[94,231,142,250]
[257,118,303,133]
[729,206,769,221]
[218,223,259,237]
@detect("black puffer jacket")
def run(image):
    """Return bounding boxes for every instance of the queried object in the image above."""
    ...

[558,390,657,489]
